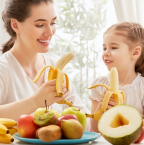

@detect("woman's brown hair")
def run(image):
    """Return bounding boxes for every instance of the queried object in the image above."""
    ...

[104,22,144,77]
[2,0,53,54]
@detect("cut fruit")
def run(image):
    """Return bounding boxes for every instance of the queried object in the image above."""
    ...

[98,105,143,145]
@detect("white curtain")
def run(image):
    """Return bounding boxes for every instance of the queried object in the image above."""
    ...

[0,0,10,52]
[113,0,144,26]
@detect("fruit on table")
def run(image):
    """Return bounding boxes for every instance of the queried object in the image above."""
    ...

[49,109,59,118]
[61,107,86,130]
[57,114,78,128]
[61,119,83,139]
[0,134,14,144]
[33,53,74,107]
[38,125,62,142]
[98,105,143,145]
[86,67,125,121]
[0,118,17,128]
[0,118,16,143]
[34,102,58,127]
[0,123,9,134]
[17,115,39,138]
[8,128,17,135]
[135,126,144,143]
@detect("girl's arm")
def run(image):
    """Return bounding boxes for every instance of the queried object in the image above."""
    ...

[90,91,117,132]
[0,80,68,121]
[90,100,101,132]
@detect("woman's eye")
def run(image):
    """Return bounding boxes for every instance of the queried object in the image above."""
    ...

[36,24,44,28]
[50,22,56,26]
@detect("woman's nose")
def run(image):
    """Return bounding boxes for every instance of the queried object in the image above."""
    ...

[43,25,54,37]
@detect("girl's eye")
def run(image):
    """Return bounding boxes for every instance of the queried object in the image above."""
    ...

[103,48,107,51]
[36,24,44,28]
[112,47,117,49]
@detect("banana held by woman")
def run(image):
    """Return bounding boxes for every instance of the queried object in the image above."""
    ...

[33,53,74,107]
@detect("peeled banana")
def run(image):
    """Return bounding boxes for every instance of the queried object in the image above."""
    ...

[33,53,74,107]
[86,67,125,121]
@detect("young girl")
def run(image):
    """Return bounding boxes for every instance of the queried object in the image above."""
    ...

[0,0,90,131]
[90,22,144,132]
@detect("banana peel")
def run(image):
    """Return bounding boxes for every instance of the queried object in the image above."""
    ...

[33,53,74,107]
[86,67,125,121]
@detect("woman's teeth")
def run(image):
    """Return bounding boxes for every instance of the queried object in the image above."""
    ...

[38,40,49,43]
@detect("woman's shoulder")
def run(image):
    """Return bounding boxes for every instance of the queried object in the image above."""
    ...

[0,52,11,69]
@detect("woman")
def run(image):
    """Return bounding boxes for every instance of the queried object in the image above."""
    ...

[0,0,90,131]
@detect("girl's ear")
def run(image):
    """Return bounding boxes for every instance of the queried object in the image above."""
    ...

[11,19,20,34]
[132,46,141,60]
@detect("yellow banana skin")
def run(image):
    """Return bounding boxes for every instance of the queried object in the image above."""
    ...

[0,123,9,134]
[0,134,14,143]
[86,67,125,121]
[33,53,74,106]
[0,118,17,128]
[8,128,17,135]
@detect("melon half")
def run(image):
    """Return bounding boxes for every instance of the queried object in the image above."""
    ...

[98,105,143,145]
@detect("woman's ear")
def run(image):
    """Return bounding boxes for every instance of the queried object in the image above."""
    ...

[11,19,20,34]
[131,46,141,60]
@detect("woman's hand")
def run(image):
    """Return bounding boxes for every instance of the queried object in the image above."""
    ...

[33,79,68,107]
[100,91,117,110]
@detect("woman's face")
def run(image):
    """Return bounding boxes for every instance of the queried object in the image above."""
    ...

[17,2,56,53]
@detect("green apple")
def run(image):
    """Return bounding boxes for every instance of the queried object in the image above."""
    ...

[61,107,86,130]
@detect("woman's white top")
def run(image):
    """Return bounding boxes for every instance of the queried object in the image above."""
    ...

[89,74,144,118]
[0,51,90,131]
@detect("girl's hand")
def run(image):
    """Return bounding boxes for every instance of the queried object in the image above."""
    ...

[33,79,68,107]
[100,90,117,110]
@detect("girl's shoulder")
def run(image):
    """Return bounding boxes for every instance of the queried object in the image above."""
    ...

[128,73,144,88]
[89,76,110,101]
[91,75,110,86]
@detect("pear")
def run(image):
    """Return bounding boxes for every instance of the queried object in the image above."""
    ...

[34,100,58,127]
[61,119,83,139]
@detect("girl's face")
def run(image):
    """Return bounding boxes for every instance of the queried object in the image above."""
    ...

[102,31,133,71]
[17,2,56,53]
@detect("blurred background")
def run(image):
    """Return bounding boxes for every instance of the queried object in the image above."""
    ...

[0,0,143,110]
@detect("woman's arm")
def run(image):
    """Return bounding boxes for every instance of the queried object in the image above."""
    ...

[0,80,68,121]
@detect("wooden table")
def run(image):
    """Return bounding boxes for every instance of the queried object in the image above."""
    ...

[0,136,143,145]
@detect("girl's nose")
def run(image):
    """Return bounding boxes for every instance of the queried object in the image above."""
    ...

[104,48,110,56]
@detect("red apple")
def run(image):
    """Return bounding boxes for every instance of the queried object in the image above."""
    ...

[135,127,144,143]
[17,115,39,138]
[57,114,78,128]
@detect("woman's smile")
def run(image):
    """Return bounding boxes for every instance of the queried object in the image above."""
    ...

[37,39,50,46]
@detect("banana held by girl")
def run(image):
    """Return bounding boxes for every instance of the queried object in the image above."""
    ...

[33,53,74,107]
[86,67,125,121]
